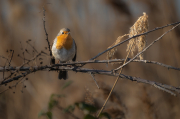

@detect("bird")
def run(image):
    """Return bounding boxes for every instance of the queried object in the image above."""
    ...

[52,28,76,80]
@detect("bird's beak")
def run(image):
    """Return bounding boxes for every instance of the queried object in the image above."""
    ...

[67,32,70,34]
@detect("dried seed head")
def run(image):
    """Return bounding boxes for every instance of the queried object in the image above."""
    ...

[107,34,129,60]
[127,12,149,60]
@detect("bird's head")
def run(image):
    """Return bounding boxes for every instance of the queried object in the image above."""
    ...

[59,28,71,35]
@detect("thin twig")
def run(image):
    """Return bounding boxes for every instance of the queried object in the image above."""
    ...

[0,56,8,60]
[18,55,31,61]
[6,50,14,80]
[153,83,176,96]
[8,50,14,67]
[0,88,9,94]
[2,51,12,79]
[43,7,52,56]
[90,73,100,89]
[26,40,39,53]
[97,33,136,117]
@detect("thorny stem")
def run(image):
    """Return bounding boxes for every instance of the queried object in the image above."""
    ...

[43,7,52,56]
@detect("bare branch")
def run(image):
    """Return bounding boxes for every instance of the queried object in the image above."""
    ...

[1,58,179,72]
[153,83,176,96]
[1,66,179,95]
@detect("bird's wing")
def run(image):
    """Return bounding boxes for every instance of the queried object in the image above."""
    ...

[72,40,77,61]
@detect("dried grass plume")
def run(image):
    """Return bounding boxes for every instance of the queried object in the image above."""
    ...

[126,12,149,60]
[107,13,148,60]
[107,34,129,60]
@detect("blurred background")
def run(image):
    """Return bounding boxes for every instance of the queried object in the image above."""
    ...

[0,0,180,119]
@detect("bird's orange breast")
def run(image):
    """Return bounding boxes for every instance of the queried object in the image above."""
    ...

[56,34,73,50]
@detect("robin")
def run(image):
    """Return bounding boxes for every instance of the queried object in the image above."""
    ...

[52,28,76,80]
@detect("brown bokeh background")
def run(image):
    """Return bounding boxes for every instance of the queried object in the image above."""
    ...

[0,0,180,119]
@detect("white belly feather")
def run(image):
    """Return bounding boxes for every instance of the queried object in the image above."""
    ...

[52,39,76,62]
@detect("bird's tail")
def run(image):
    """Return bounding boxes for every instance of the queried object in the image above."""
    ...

[58,71,67,80]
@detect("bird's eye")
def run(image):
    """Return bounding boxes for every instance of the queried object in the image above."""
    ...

[62,32,64,34]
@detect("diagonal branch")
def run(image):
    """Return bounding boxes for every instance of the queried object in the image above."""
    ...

[114,23,180,71]
[90,21,180,60]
